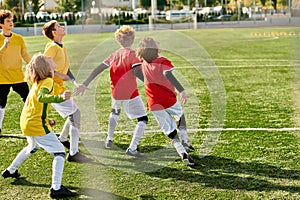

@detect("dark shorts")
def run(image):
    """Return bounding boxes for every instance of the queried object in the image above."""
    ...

[0,82,29,108]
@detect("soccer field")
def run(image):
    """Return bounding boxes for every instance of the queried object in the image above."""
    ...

[1,27,300,199]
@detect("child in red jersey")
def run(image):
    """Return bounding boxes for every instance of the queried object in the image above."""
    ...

[75,25,148,157]
[136,37,195,166]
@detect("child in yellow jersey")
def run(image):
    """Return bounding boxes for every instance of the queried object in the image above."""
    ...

[0,10,31,134]
[1,53,78,199]
[42,20,91,163]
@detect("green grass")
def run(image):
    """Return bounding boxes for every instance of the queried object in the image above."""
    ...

[1,27,300,199]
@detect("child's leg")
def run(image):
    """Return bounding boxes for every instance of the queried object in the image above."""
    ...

[177,114,189,143]
[52,153,65,190]
[0,108,4,131]
[7,137,38,173]
[168,129,187,156]
[107,109,120,141]
[34,132,65,190]
[59,118,71,142]
[69,109,80,156]
[129,116,148,151]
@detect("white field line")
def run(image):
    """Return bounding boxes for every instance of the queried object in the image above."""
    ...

[2,128,300,138]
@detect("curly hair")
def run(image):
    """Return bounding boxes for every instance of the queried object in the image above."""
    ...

[114,25,135,47]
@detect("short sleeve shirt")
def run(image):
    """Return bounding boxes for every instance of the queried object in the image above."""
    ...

[103,47,141,100]
[142,57,177,111]
[20,78,54,136]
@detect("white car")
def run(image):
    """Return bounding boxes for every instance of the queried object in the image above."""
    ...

[24,12,35,21]
[36,11,50,20]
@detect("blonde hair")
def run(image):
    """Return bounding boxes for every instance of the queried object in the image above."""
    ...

[136,37,159,63]
[25,53,54,83]
[114,25,135,47]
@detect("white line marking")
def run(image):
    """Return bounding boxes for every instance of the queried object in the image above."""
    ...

[1,128,299,138]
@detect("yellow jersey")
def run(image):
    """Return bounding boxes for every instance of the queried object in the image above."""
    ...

[44,42,70,95]
[20,78,64,136]
[0,32,31,84]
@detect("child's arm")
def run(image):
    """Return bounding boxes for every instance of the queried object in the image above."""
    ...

[37,88,70,103]
[73,63,108,96]
[132,64,144,82]
[54,71,70,81]
[163,70,188,104]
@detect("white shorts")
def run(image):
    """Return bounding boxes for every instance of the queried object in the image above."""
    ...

[151,101,184,135]
[112,96,147,120]
[52,98,78,118]
[25,132,65,155]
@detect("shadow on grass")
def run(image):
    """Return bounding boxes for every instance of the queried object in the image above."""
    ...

[11,177,50,188]
[146,155,300,193]
[82,188,131,200]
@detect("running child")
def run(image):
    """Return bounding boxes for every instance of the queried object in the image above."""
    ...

[74,25,148,157]
[1,53,78,199]
[42,20,91,162]
[0,10,31,134]
[135,37,195,166]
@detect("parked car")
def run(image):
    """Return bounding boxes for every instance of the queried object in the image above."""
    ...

[24,12,35,21]
[50,12,62,19]
[36,11,50,20]
[74,11,87,19]
[214,14,232,20]
[63,12,74,19]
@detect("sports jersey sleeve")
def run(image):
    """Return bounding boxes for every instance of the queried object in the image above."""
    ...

[37,78,64,103]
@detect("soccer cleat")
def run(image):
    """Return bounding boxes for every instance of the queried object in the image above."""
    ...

[181,153,195,166]
[1,169,20,178]
[60,140,70,149]
[125,148,144,157]
[67,152,92,163]
[182,141,195,152]
[50,185,78,199]
[104,140,113,149]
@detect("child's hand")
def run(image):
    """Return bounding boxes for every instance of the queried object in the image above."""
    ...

[61,90,71,100]
[4,37,10,48]
[73,84,87,96]
[180,91,188,105]
[49,119,56,127]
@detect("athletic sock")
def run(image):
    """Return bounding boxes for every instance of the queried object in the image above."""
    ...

[7,147,31,173]
[171,135,187,156]
[52,155,64,190]
[69,126,80,156]
[107,113,119,141]
[0,108,5,130]
[129,121,146,150]
[59,118,71,142]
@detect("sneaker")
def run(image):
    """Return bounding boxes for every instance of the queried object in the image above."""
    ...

[67,152,92,163]
[181,153,195,166]
[1,169,20,178]
[125,148,144,157]
[60,140,70,149]
[50,185,78,199]
[182,141,195,152]
[104,140,113,149]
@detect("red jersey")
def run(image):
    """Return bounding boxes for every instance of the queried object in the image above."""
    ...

[104,47,141,100]
[142,57,177,111]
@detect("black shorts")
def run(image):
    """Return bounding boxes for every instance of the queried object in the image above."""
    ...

[0,82,29,108]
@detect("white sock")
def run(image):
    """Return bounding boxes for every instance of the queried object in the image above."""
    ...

[171,136,187,156]
[7,147,31,173]
[59,119,71,142]
[129,121,146,150]
[69,126,80,156]
[179,128,190,144]
[0,108,5,129]
[107,113,119,141]
[52,155,64,190]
